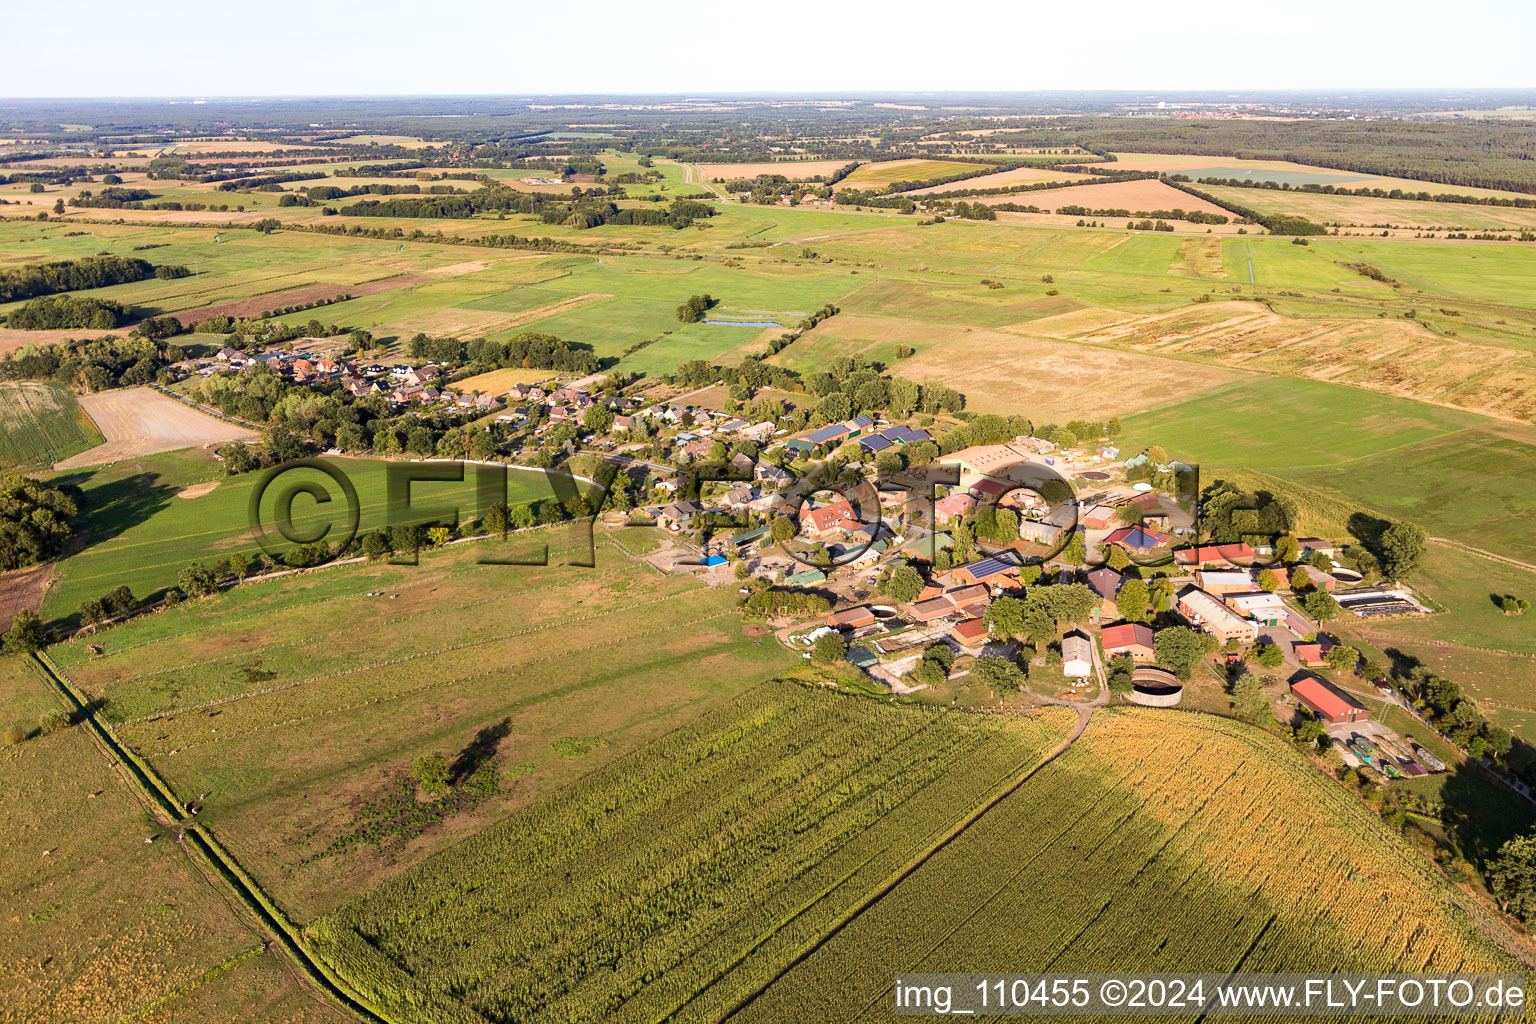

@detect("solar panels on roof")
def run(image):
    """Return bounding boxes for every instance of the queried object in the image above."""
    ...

[860,434,895,452]
[851,415,874,428]
[964,555,1015,579]
[805,425,848,444]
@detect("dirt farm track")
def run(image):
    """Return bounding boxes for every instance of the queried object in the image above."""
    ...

[53,388,257,469]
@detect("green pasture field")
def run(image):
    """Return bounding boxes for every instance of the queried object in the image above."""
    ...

[306,684,1076,1024]
[41,450,566,622]
[1121,376,1536,563]
[0,381,102,470]
[1310,238,1536,310]
[51,529,798,920]
[0,655,297,1024]
[837,159,989,189]
[741,709,1519,1022]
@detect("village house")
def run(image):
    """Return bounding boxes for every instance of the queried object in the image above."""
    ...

[657,500,705,531]
[1083,567,1125,618]
[1100,622,1156,661]
[799,500,858,540]
[754,463,795,488]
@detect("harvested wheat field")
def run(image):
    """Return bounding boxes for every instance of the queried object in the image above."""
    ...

[906,165,1091,195]
[54,388,256,469]
[1080,301,1536,421]
[888,321,1245,420]
[447,367,560,394]
[699,160,851,180]
[975,178,1233,219]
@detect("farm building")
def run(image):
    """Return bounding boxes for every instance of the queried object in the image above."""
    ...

[910,596,960,622]
[1128,667,1183,707]
[1174,542,1255,568]
[945,555,1019,589]
[1291,676,1370,725]
[1175,587,1258,644]
[1195,569,1263,595]
[828,606,877,629]
[1293,642,1335,668]
[782,568,827,587]
[1103,525,1170,551]
[1020,504,1079,545]
[1101,622,1156,661]
[1223,591,1288,625]
[932,493,977,524]
[1293,564,1338,592]
[1062,632,1093,678]
[951,617,989,648]
[1081,504,1121,530]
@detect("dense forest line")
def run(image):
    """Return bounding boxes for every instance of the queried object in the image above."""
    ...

[1064,118,1536,194]
[0,255,183,303]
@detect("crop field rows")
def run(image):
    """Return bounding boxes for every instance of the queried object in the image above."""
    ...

[0,381,102,470]
[741,709,1516,1023]
[307,683,1077,1024]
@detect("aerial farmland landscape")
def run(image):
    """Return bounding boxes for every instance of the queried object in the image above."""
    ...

[4,5,1536,1021]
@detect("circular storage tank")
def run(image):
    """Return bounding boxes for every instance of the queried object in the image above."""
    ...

[1128,667,1183,707]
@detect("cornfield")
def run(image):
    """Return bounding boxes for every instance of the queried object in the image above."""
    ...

[741,707,1520,1024]
[305,684,1076,1024]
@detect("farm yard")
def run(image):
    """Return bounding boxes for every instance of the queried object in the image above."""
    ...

[0,381,102,470]
[739,709,1520,1023]
[53,387,256,469]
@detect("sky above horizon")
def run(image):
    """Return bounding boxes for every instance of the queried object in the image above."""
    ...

[4,0,1533,98]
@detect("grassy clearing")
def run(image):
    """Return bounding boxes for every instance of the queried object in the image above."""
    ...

[742,708,1518,1021]
[307,684,1076,1024]
[41,450,562,621]
[54,530,795,920]
[0,381,102,471]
